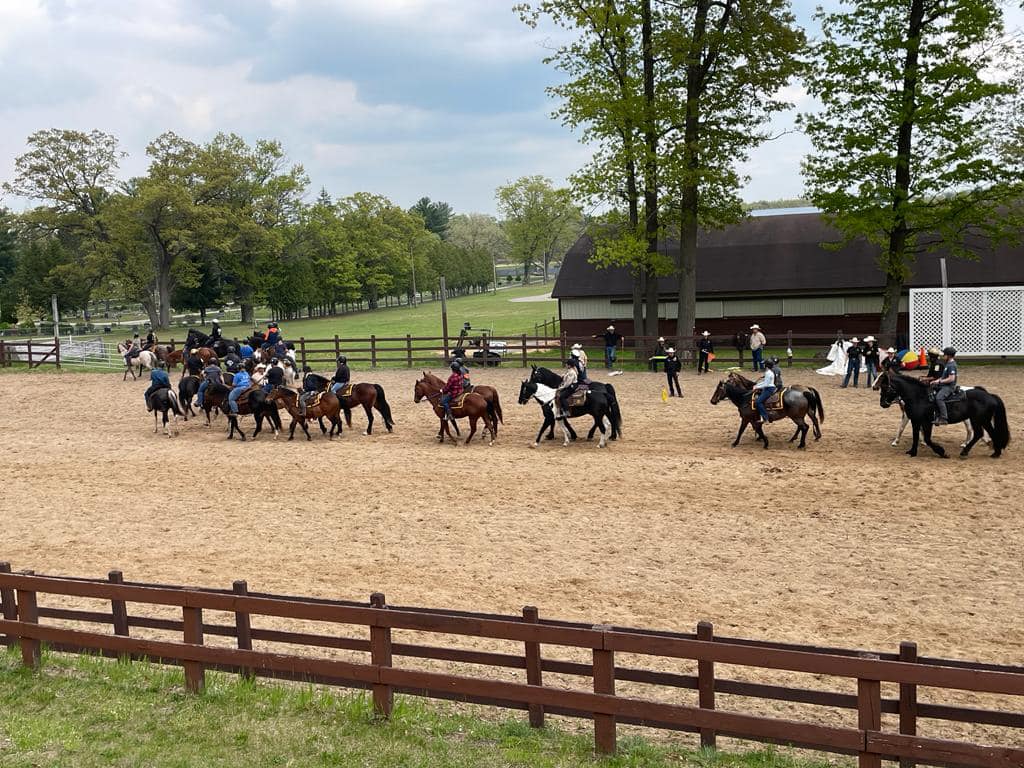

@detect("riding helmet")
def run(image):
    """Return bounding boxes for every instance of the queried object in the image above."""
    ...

[450,362,460,371]
[943,347,956,357]
[337,355,347,364]
[763,358,774,367]
[270,357,279,365]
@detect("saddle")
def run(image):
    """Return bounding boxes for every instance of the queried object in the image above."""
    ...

[566,385,588,408]
[751,387,787,412]
[128,348,141,360]
[450,393,470,410]
[302,390,326,410]
[338,383,354,398]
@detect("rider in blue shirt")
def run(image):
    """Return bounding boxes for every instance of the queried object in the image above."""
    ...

[143,364,171,411]
[753,358,777,424]
[228,365,252,415]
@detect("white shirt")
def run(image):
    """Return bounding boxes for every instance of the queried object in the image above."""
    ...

[754,368,776,390]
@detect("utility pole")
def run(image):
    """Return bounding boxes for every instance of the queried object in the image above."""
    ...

[440,276,449,360]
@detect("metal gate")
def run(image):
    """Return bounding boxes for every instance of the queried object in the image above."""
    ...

[909,286,1024,356]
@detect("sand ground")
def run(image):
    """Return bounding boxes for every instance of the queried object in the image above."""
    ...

[1,365,1021,749]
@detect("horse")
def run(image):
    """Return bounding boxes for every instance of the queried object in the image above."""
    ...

[710,379,821,449]
[726,372,824,443]
[421,371,502,441]
[118,342,160,381]
[527,365,621,441]
[870,371,987,448]
[414,375,497,446]
[268,387,344,441]
[518,380,619,449]
[876,369,1009,458]
[147,388,183,437]
[333,382,396,435]
[178,374,201,419]
[204,382,281,440]
[154,343,177,369]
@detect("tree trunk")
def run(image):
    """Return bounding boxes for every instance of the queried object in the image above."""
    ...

[633,271,644,340]
[141,296,160,330]
[200,307,206,324]
[641,0,660,341]
[880,267,904,341]
[678,203,698,345]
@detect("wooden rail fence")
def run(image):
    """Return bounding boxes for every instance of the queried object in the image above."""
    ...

[1,565,1022,767]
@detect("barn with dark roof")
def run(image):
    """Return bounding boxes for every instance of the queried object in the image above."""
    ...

[551,211,1024,339]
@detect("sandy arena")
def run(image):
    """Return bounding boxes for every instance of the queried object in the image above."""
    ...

[1,365,1022,745]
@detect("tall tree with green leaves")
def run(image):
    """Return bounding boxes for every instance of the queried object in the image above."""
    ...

[409,197,453,239]
[495,176,580,285]
[800,0,1023,338]
[0,209,19,323]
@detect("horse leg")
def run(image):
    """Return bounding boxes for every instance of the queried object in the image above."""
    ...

[907,421,920,457]
[318,416,327,434]
[893,412,909,447]
[732,418,749,448]
[363,402,373,435]
[560,416,571,447]
[595,413,607,448]
[961,420,973,449]
[922,422,945,458]
[795,418,808,449]
[960,416,986,458]
[533,417,550,448]
[465,416,478,445]
[587,422,598,441]
[153,410,159,433]
[252,414,262,440]
[753,421,769,449]
[788,425,800,443]
[288,418,298,441]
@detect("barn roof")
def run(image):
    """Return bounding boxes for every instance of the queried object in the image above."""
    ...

[551,212,1024,299]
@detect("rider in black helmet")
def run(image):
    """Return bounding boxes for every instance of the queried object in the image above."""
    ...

[263,356,285,393]
[331,354,351,395]
[440,361,464,422]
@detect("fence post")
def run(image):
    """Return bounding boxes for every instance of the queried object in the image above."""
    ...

[521,333,528,368]
[786,330,793,367]
[298,337,307,369]
[523,606,544,728]
[0,340,5,367]
[26,340,33,368]
[54,336,61,369]
[16,571,40,669]
[898,642,918,768]
[182,606,205,693]
[857,654,882,768]
[697,621,716,749]
[108,570,130,660]
[334,335,340,360]
[370,335,378,368]
[406,335,413,368]
[592,624,616,754]
[369,592,393,718]
[0,563,15,648]
[233,580,254,680]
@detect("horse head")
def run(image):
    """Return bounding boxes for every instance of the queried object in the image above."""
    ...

[877,370,900,409]
[518,380,537,405]
[710,380,727,405]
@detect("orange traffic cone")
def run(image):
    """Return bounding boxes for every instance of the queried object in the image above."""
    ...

[918,347,926,368]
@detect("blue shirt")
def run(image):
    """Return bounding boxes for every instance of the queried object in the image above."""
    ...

[941,360,958,385]
[239,344,253,359]
[232,370,252,389]
[150,369,170,387]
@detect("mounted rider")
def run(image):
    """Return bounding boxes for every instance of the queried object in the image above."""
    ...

[570,347,588,382]
[142,330,156,352]
[299,366,330,417]
[330,355,351,395]
[753,357,778,424]
[194,360,223,410]
[930,347,958,425]
[261,322,281,351]
[227,361,253,416]
[143,362,171,412]
[263,357,286,393]
[185,348,204,377]
[440,361,465,422]
[557,357,580,417]
[123,334,140,365]
[208,319,223,346]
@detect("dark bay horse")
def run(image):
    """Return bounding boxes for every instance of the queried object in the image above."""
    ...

[178,374,201,420]
[334,383,396,435]
[147,388,183,437]
[710,379,821,449]
[726,372,824,443]
[205,383,281,440]
[414,376,497,445]
[269,387,344,440]
[876,369,1009,458]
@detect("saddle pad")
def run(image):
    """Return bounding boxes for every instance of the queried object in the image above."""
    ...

[451,393,469,409]
[339,383,354,398]
[751,387,787,412]
[567,387,588,408]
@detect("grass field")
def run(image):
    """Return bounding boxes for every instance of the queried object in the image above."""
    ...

[0,649,838,768]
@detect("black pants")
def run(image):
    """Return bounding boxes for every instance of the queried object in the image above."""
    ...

[666,372,681,396]
[697,352,710,373]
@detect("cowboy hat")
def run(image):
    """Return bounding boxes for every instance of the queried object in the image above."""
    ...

[606,325,615,331]
[749,324,760,330]
[886,347,896,353]
[666,347,675,354]
[701,331,710,336]
[863,335,875,342]
[571,343,582,350]
[928,347,941,356]
[190,348,199,354]
[851,337,860,343]
[658,336,665,342]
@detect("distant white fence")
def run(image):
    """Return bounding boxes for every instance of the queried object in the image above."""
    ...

[910,286,1024,356]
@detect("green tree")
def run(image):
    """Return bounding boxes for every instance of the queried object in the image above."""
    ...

[495,176,580,285]
[409,197,453,239]
[12,238,91,319]
[0,209,19,323]
[799,0,1023,338]
[448,213,510,291]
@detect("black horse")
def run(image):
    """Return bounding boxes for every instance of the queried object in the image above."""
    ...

[710,379,822,449]
[877,369,1009,458]
[204,382,282,441]
[527,366,621,441]
[178,374,200,419]
[518,380,621,448]
[185,328,235,359]
[148,388,184,437]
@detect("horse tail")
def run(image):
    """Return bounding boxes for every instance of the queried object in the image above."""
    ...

[492,390,504,423]
[809,387,825,423]
[168,390,184,417]
[373,384,395,428]
[486,398,497,427]
[990,394,1011,452]
[605,384,623,438]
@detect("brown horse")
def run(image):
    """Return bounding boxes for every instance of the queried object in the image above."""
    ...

[333,382,396,434]
[421,370,503,441]
[726,371,824,442]
[269,387,344,440]
[414,375,497,445]
[200,381,280,439]
[710,378,822,449]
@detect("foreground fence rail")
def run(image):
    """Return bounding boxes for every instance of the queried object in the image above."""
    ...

[1,566,1022,766]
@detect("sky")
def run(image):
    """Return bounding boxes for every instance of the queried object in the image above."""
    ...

[0,0,1021,216]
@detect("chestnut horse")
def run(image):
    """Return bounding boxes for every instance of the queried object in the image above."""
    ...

[414,375,496,445]
[420,370,502,442]
[268,387,344,441]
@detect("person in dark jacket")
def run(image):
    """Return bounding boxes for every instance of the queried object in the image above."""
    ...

[664,348,682,397]
[195,361,223,409]
[143,364,172,411]
[299,366,329,417]
[697,331,714,374]
[330,355,351,395]
[262,322,281,351]
[593,325,622,369]
[862,335,880,387]
[185,349,204,377]
[841,337,864,388]
[263,358,286,393]
[649,336,667,372]
[208,319,222,344]
[922,347,943,381]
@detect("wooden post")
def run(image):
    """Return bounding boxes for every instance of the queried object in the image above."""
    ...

[0,340,5,367]
[521,334,528,368]
[0,562,16,648]
[182,606,205,693]
[857,656,882,768]
[369,592,393,718]
[16,571,40,669]
[108,570,130,652]
[523,606,544,728]
[898,642,918,768]
[298,337,307,369]
[54,336,61,369]
[592,625,616,754]
[333,334,340,360]
[233,580,254,680]
[370,335,377,368]
[26,339,33,368]
[697,621,716,749]
[406,334,413,367]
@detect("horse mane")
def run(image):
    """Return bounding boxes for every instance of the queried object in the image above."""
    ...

[891,371,928,388]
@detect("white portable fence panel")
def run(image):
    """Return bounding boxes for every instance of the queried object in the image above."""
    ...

[910,286,1024,356]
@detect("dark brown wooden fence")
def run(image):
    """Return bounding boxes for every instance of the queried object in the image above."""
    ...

[1,565,1022,767]
[0,338,60,368]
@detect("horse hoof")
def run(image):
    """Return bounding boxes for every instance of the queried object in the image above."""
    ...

[363,431,369,436]
[530,442,538,449]
[489,440,494,446]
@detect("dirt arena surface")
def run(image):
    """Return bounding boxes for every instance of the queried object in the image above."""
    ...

[1,365,1022,747]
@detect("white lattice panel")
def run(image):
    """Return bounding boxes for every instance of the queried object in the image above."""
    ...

[910,286,1024,356]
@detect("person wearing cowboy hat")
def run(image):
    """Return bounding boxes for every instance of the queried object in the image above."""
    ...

[749,324,766,371]
[862,335,880,386]
[185,348,204,377]
[880,346,900,371]
[649,336,668,372]
[697,331,714,374]
[922,347,944,382]
[664,347,682,397]
[570,343,589,372]
[841,337,865,388]
[557,355,581,416]
[593,324,622,370]
[570,346,589,382]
